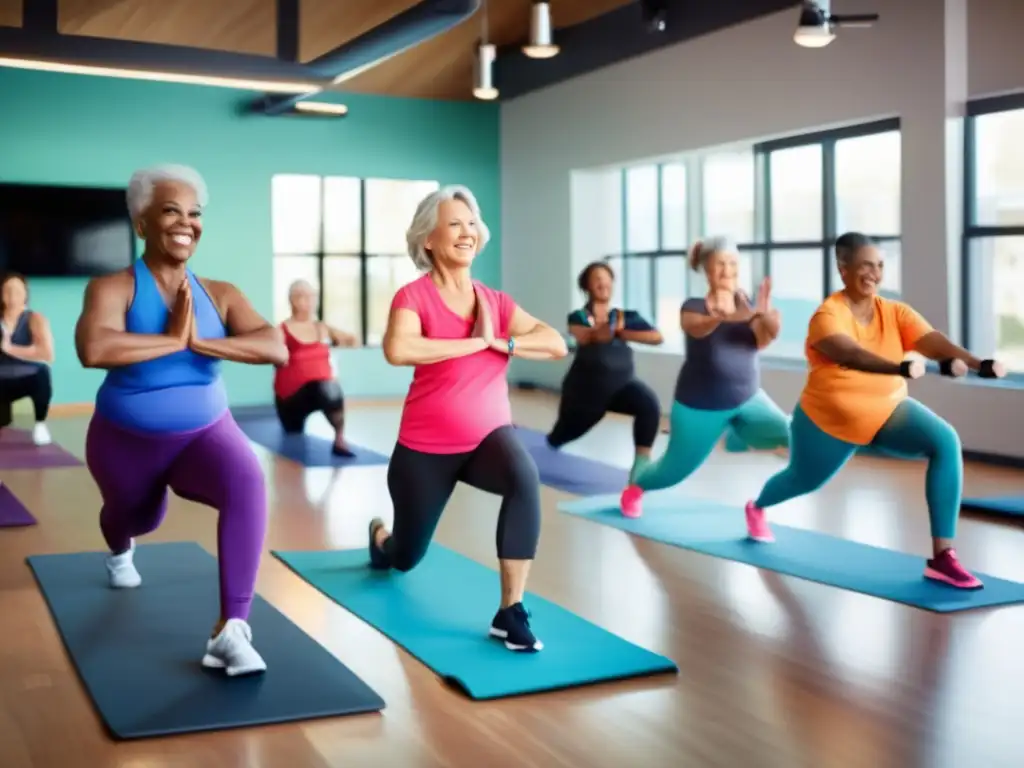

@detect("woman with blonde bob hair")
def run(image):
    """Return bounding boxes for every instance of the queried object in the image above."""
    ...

[619,236,790,519]
[369,184,567,653]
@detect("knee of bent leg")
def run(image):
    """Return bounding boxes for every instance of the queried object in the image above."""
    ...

[388,541,428,573]
[508,451,541,496]
[925,416,962,459]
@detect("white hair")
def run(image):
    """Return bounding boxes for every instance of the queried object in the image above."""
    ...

[689,236,736,272]
[405,185,490,271]
[126,164,209,220]
[288,279,315,297]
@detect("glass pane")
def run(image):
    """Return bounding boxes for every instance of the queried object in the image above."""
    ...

[365,178,440,255]
[625,165,659,252]
[974,109,1024,227]
[366,254,422,345]
[272,256,320,324]
[660,163,688,250]
[272,175,322,254]
[769,248,825,359]
[323,177,361,253]
[624,256,653,319]
[967,236,1024,373]
[655,256,687,349]
[702,150,755,242]
[605,256,624,308]
[829,239,902,297]
[322,255,362,340]
[769,144,823,241]
[835,130,901,236]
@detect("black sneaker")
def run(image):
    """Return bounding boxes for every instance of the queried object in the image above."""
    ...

[489,602,543,652]
[368,518,389,570]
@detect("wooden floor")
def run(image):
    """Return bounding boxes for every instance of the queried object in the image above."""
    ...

[2,390,1024,768]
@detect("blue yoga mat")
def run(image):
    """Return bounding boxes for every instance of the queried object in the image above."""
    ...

[272,544,677,699]
[962,496,1024,519]
[559,492,1024,613]
[235,413,389,468]
[513,426,628,495]
[27,542,385,740]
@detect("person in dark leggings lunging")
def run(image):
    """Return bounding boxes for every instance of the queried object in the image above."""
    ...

[371,185,568,653]
[274,279,359,456]
[547,261,663,484]
[0,272,56,446]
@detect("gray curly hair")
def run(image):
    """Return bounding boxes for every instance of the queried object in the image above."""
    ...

[126,164,208,220]
[405,185,491,271]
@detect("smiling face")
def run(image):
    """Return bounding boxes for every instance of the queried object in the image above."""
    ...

[1,276,27,315]
[585,265,614,303]
[705,249,739,293]
[424,198,478,269]
[839,244,883,299]
[137,180,202,263]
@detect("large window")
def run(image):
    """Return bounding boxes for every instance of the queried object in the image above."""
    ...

[271,175,439,345]
[964,97,1024,375]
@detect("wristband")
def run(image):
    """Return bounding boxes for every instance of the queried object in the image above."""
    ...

[979,359,997,378]
[507,337,516,357]
[938,359,956,377]
[899,360,915,378]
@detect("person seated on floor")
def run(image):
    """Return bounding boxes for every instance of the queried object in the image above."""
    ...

[0,272,55,446]
[75,163,287,676]
[273,279,359,457]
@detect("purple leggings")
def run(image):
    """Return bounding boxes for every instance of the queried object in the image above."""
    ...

[86,411,268,621]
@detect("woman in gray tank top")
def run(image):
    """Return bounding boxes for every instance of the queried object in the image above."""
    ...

[0,273,54,446]
[620,238,790,518]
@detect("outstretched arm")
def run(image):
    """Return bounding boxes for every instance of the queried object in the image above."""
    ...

[502,306,568,361]
[75,274,184,368]
[812,334,905,375]
[750,310,782,349]
[913,331,980,369]
[3,312,55,364]
[383,306,487,366]
[323,322,359,347]
[192,281,288,365]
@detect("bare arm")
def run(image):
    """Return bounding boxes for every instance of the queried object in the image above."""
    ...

[4,312,55,363]
[383,306,487,366]
[500,306,568,361]
[191,281,288,365]
[616,314,663,346]
[323,322,359,348]
[681,311,722,339]
[750,309,782,350]
[75,274,184,369]
[913,330,983,370]
[812,333,904,375]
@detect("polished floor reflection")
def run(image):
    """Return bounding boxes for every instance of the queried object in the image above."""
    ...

[2,390,1023,768]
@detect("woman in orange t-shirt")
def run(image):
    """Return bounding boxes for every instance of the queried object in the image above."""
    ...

[744,232,1006,590]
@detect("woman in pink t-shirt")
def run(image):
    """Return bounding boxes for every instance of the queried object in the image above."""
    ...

[368,185,567,653]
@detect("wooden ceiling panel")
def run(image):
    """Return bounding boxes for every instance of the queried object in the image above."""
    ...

[299,0,419,63]
[58,0,277,56]
[0,0,21,28]
[337,0,637,100]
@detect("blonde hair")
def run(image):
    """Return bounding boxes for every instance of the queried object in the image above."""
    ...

[688,236,735,272]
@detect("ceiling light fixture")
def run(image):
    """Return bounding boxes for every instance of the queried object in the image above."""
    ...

[473,43,498,100]
[522,1,560,59]
[293,101,349,116]
[793,1,879,49]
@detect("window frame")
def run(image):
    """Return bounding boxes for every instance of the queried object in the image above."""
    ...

[962,94,1024,381]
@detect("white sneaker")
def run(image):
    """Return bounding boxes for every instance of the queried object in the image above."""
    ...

[106,540,142,589]
[32,423,52,446]
[202,619,267,677]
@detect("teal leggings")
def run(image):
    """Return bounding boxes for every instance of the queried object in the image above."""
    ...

[635,390,790,492]
[755,399,962,539]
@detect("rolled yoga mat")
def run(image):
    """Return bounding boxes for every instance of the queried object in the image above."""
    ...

[512,426,629,495]
[0,484,36,527]
[0,427,82,469]
[559,492,1024,613]
[272,544,677,700]
[27,541,385,740]
[961,496,1024,520]
[232,408,389,468]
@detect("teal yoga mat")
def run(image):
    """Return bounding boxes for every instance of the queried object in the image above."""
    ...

[27,542,385,740]
[272,544,677,699]
[962,496,1024,519]
[559,492,1024,613]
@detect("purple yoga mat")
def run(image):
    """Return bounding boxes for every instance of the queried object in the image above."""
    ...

[0,428,82,469]
[0,484,36,527]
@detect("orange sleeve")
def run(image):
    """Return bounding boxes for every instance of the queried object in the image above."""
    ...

[805,304,850,347]
[893,301,934,350]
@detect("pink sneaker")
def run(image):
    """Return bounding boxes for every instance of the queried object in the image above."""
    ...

[620,485,643,518]
[744,500,774,543]
[924,548,983,589]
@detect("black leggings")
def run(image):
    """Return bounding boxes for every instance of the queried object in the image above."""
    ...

[380,425,541,572]
[547,379,660,449]
[275,380,344,433]
[0,367,52,427]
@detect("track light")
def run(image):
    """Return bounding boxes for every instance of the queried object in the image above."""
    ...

[640,0,668,33]
[793,1,878,48]
[473,43,498,100]
[522,1,559,59]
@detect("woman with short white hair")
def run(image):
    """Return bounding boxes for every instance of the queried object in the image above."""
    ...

[368,185,567,653]
[75,164,287,676]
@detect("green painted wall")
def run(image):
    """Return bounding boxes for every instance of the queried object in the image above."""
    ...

[0,69,501,407]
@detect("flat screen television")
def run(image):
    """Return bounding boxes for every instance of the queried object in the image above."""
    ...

[0,182,135,277]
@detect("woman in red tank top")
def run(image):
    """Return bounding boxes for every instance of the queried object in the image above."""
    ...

[274,280,358,456]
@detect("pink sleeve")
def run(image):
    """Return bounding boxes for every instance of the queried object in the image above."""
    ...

[496,290,517,336]
[390,283,418,314]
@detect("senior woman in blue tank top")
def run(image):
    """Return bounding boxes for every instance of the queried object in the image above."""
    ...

[74,164,287,677]
[620,237,790,518]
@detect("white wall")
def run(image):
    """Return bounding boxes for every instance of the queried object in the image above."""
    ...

[501,0,1024,459]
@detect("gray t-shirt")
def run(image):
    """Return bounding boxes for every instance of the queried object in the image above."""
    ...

[0,310,46,380]
[674,297,759,410]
